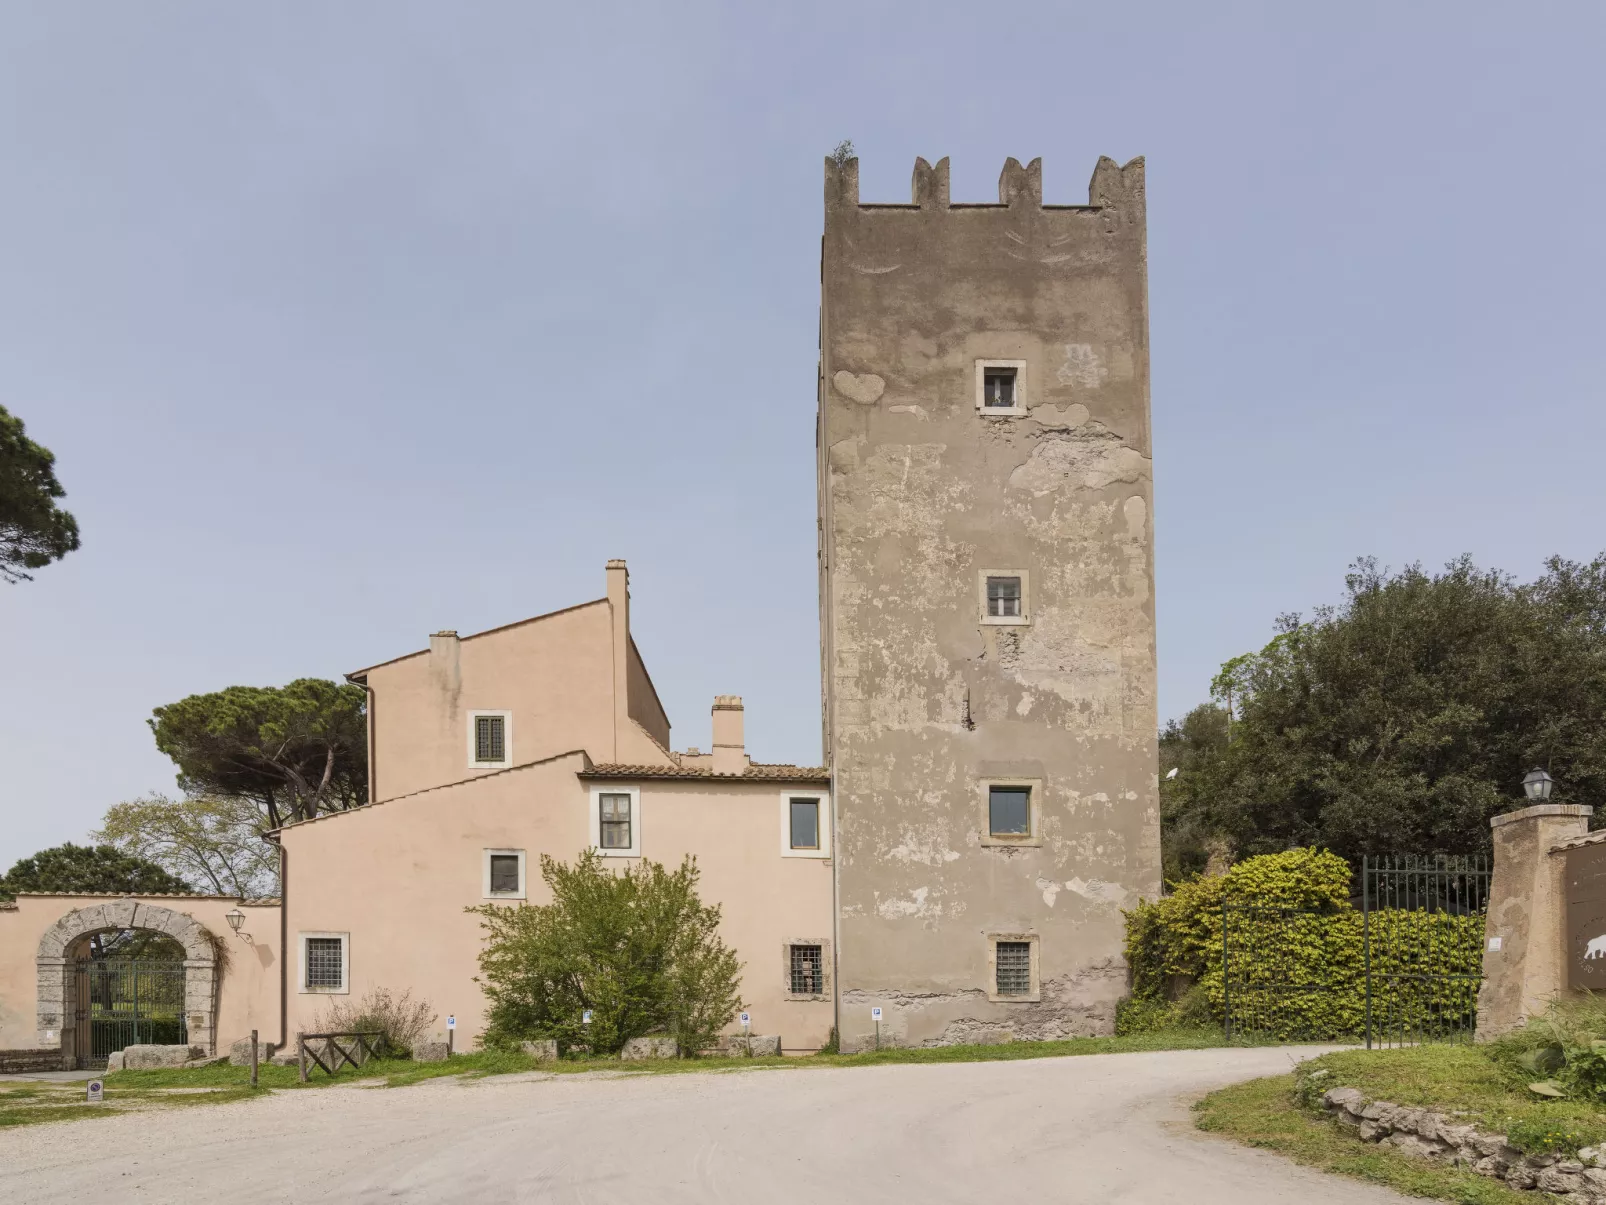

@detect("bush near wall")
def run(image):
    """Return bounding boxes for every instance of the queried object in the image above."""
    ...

[1120,849,1484,1039]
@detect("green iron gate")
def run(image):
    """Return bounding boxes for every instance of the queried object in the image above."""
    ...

[74,957,188,1069]
[1223,855,1490,1047]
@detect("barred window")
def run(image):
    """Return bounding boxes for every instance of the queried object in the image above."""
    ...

[789,799,819,850]
[988,786,1031,837]
[986,576,1022,618]
[488,853,521,895]
[305,937,344,990]
[983,368,1016,407]
[790,944,824,995]
[475,714,506,763]
[599,793,632,849]
[995,941,1031,997]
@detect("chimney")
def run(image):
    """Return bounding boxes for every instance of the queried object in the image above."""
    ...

[428,630,461,699]
[606,560,629,760]
[711,696,745,775]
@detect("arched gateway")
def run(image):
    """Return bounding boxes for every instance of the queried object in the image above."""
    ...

[36,899,218,1068]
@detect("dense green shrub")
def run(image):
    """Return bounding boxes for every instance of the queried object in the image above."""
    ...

[471,850,743,1057]
[1123,849,1483,1040]
[1489,995,1606,1100]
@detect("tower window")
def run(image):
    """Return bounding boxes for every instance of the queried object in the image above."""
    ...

[983,368,1016,408]
[986,576,1021,618]
[475,715,505,763]
[989,786,1031,837]
[995,941,1032,996]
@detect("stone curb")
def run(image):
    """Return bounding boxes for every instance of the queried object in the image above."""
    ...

[1320,1084,1606,1200]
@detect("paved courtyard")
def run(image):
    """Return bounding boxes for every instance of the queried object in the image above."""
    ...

[1,1047,1412,1203]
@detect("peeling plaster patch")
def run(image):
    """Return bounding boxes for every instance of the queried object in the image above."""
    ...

[1037,877,1060,907]
[833,371,885,404]
[1122,495,1147,539]
[1056,343,1108,390]
[886,833,962,866]
[876,886,931,919]
[887,404,930,420]
[1008,428,1148,496]
[1031,402,1090,430]
[1065,877,1130,908]
[1015,692,1035,717]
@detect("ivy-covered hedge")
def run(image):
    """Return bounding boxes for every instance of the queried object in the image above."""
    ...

[1121,849,1484,1039]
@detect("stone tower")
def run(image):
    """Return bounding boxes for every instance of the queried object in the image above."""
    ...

[817,154,1161,1049]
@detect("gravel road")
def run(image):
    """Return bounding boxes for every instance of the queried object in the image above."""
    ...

[0,1046,1412,1203]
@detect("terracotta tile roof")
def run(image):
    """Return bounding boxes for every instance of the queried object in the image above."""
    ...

[3,891,281,904]
[1553,829,1606,852]
[581,763,830,783]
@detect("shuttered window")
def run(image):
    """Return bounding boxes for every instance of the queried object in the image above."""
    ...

[475,714,506,763]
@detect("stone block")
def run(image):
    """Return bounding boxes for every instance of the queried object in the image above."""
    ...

[413,1040,450,1063]
[715,1034,780,1057]
[1323,1087,1365,1111]
[1538,1167,1585,1194]
[105,1051,124,1073]
[229,1038,278,1066]
[520,1040,559,1062]
[121,1044,205,1070]
[621,1036,679,1060]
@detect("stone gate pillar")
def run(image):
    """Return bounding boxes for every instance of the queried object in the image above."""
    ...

[1477,802,1593,1039]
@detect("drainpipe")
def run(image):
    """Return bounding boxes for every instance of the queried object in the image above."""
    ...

[276,840,288,1054]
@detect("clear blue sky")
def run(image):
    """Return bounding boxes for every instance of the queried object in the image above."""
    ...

[4,4,1603,868]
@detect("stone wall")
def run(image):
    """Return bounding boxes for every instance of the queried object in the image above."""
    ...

[0,1048,65,1074]
[1322,1085,1606,1199]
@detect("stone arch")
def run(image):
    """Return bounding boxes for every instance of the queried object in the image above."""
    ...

[36,899,219,1063]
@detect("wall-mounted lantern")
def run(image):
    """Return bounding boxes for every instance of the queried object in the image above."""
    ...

[225,907,247,937]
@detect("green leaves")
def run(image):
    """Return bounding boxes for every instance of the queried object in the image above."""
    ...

[148,679,367,828]
[0,403,79,584]
[0,842,192,900]
[471,851,743,1056]
[1173,554,1606,864]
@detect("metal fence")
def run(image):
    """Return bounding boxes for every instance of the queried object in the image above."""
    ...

[1222,854,1491,1047]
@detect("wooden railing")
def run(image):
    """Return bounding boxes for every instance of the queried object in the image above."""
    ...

[296,1031,385,1082]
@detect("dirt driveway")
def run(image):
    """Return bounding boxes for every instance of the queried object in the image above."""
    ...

[1,1046,1412,1203]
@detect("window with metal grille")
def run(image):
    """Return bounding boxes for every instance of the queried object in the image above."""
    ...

[599,793,632,849]
[989,786,1031,836]
[790,944,824,995]
[305,937,344,990]
[475,715,506,763]
[488,853,520,894]
[986,576,1022,618]
[983,368,1016,407]
[789,799,819,850]
[996,941,1031,997]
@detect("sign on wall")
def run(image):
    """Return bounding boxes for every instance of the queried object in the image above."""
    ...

[1565,843,1606,990]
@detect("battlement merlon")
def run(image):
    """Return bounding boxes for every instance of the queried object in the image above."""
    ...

[823,155,1145,213]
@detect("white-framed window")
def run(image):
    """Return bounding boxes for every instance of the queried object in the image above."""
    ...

[482,849,527,900]
[979,777,1043,847]
[978,569,1031,626]
[780,791,830,858]
[298,931,350,995]
[987,933,1040,1003]
[468,710,512,769]
[783,939,832,1000]
[589,785,641,857]
[974,359,1028,417]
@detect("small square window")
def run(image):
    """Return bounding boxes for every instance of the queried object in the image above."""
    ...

[488,854,520,894]
[599,793,632,850]
[989,786,1031,837]
[986,576,1021,618]
[983,368,1016,408]
[790,944,824,995]
[789,799,820,850]
[995,941,1032,996]
[475,714,506,764]
[304,936,345,991]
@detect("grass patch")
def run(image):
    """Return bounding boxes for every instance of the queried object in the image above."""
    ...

[1297,1045,1606,1155]
[1195,1072,1536,1205]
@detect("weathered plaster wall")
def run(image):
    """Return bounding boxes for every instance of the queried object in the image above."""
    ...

[818,154,1161,1048]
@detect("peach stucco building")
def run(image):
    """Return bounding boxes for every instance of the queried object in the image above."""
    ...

[0,561,834,1069]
